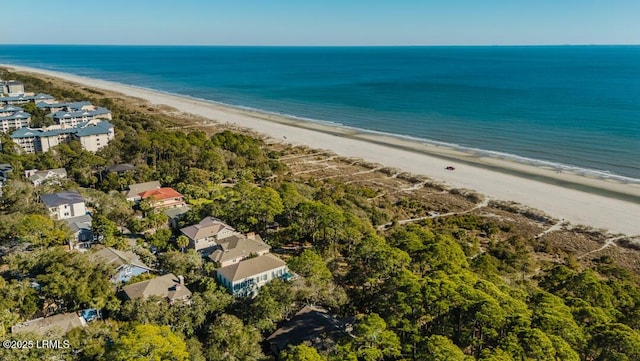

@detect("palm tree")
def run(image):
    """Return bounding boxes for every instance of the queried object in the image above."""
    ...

[176,235,189,253]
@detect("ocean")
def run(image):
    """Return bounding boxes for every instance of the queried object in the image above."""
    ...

[1,45,638,181]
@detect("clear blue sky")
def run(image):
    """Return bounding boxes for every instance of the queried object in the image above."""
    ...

[2,0,638,45]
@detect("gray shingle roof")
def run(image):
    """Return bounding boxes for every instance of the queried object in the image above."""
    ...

[180,216,235,241]
[266,306,344,353]
[122,273,191,301]
[217,253,286,282]
[41,190,84,207]
[63,214,92,233]
[89,246,153,271]
[164,205,191,219]
[209,235,270,265]
[11,312,87,336]
[124,181,161,199]
[27,168,67,184]
[107,163,135,173]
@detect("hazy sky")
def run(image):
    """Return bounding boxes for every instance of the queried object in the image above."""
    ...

[2,0,638,45]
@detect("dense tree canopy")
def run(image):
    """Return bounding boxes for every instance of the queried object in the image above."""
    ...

[2,70,640,361]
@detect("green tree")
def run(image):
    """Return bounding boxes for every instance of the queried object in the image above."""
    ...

[243,279,294,333]
[423,335,469,361]
[342,313,401,361]
[14,214,70,247]
[107,324,189,361]
[176,234,190,253]
[159,250,203,283]
[281,345,326,361]
[92,213,119,245]
[204,314,264,361]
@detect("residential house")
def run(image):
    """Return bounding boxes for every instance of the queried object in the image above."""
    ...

[11,312,87,336]
[63,214,93,249]
[123,181,161,203]
[216,253,290,297]
[47,106,112,127]
[180,216,237,253]
[25,168,67,186]
[41,190,86,220]
[0,110,30,133]
[10,119,114,153]
[266,306,346,355]
[209,234,270,268]
[89,246,154,283]
[164,205,191,229]
[138,187,186,210]
[122,273,191,304]
[1,80,25,96]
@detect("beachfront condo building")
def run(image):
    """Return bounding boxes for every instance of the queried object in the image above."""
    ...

[0,93,55,105]
[0,107,31,133]
[47,106,112,127]
[1,80,25,96]
[36,101,94,114]
[9,119,114,154]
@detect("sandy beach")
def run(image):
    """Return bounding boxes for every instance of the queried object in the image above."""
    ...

[3,64,639,236]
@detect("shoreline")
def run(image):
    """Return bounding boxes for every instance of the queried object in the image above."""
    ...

[2,64,639,236]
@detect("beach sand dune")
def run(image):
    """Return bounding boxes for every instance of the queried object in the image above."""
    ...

[3,64,639,236]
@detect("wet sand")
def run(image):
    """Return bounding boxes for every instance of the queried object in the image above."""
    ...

[3,64,639,236]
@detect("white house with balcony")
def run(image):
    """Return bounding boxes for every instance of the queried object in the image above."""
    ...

[216,253,290,297]
[40,190,86,220]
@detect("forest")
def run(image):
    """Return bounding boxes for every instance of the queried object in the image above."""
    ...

[1,70,640,360]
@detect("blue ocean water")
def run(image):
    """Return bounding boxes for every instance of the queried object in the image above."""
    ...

[1,45,638,181]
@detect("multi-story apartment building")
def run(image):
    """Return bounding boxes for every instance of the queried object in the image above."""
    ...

[1,80,25,96]
[0,109,30,133]
[9,119,114,154]
[48,106,112,127]
[0,93,55,105]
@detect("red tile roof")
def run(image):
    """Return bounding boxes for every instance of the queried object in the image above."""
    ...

[139,187,183,200]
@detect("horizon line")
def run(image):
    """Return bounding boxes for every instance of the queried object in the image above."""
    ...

[2,43,640,47]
